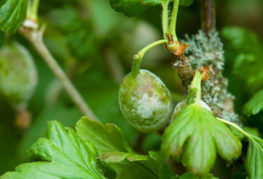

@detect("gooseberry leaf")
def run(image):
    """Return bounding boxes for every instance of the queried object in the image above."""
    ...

[161,104,242,175]
[243,89,263,116]
[159,161,176,179]
[76,117,133,154]
[0,0,28,33]
[102,152,160,179]
[109,160,159,179]
[2,121,105,179]
[100,151,148,163]
[76,117,160,179]
[245,135,263,179]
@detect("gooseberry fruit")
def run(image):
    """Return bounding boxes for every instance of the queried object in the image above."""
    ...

[0,42,38,108]
[173,99,212,115]
[119,69,172,133]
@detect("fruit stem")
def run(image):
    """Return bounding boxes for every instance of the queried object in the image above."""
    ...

[27,0,39,22]
[188,71,203,104]
[20,26,98,121]
[168,0,180,41]
[131,39,168,76]
[216,117,250,138]
[162,0,169,38]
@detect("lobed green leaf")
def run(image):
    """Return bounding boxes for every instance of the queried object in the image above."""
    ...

[162,104,242,175]
[76,117,133,155]
[76,117,160,179]
[2,121,104,179]
[245,135,263,179]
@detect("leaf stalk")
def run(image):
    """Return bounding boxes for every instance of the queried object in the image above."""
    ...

[216,117,250,138]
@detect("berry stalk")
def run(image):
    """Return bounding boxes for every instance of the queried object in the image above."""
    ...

[131,39,168,76]
[187,71,203,104]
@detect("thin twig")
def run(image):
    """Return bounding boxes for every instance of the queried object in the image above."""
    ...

[201,0,216,35]
[172,55,193,86]
[20,26,98,121]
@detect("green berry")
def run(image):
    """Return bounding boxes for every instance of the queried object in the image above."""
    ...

[0,42,38,108]
[119,69,172,133]
[173,99,211,115]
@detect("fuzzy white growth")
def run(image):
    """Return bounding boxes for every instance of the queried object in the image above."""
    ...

[119,69,172,132]
[183,30,224,70]
[136,93,166,119]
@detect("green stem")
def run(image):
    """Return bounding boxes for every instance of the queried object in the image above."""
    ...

[27,0,39,21]
[131,39,168,76]
[162,0,169,38]
[216,117,250,138]
[187,71,203,104]
[168,0,180,41]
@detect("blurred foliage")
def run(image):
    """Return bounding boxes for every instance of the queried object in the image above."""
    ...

[221,26,263,135]
[0,0,262,178]
[0,0,28,33]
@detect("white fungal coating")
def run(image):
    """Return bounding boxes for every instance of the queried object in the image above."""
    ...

[119,69,172,133]
[136,93,167,119]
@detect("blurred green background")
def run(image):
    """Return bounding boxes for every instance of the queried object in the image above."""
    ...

[0,0,263,175]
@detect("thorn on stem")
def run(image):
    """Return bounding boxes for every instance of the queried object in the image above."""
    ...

[39,24,47,37]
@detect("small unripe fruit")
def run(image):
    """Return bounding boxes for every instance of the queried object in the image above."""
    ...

[119,69,172,133]
[0,42,38,108]
[173,99,211,115]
